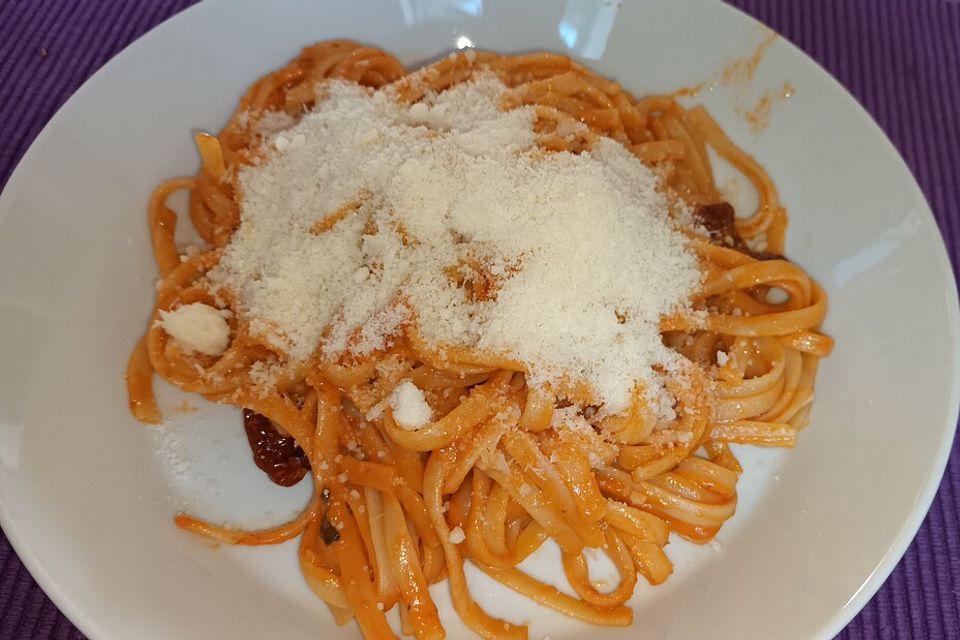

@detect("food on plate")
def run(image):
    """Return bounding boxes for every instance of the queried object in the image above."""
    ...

[127,40,832,639]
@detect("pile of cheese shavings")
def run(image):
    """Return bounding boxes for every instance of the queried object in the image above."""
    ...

[208,71,702,417]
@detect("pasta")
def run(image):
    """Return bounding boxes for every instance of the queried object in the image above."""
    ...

[126,40,832,639]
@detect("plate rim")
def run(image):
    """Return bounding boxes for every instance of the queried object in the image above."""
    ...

[717,1,960,635]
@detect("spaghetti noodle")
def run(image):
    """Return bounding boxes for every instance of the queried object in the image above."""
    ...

[127,41,832,639]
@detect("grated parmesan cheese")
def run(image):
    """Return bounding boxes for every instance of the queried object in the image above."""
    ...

[153,423,191,477]
[248,359,283,396]
[211,74,702,415]
[449,526,466,544]
[388,380,433,429]
[159,302,230,356]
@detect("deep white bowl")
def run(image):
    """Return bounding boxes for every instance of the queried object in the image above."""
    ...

[0,1,957,638]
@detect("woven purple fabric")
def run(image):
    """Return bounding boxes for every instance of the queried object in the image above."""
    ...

[0,1,957,638]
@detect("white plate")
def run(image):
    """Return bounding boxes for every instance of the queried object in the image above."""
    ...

[0,1,957,638]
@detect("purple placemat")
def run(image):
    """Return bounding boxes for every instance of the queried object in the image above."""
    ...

[0,1,957,638]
